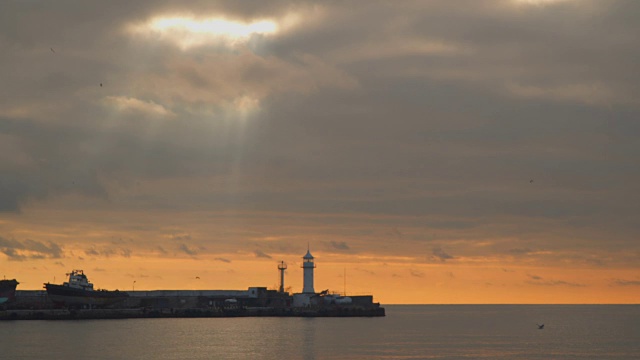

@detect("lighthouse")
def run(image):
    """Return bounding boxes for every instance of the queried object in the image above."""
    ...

[302,248,316,294]
[277,261,287,293]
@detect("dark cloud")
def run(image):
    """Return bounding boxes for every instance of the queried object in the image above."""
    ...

[390,227,403,238]
[85,248,100,256]
[172,234,192,242]
[526,274,585,287]
[410,269,424,278]
[84,246,132,258]
[328,241,350,251]
[611,279,640,287]
[0,236,63,261]
[254,250,272,259]
[432,247,454,261]
[585,258,605,267]
[509,248,533,255]
[178,244,198,256]
[355,268,375,275]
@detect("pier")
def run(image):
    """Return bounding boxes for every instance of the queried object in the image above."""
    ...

[1,249,384,320]
[1,289,384,320]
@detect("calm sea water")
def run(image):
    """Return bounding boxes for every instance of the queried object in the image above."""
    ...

[1,305,638,359]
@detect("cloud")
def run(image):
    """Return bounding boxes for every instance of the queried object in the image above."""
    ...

[509,248,533,255]
[178,244,199,256]
[328,241,350,251]
[526,274,585,287]
[254,250,272,259]
[432,247,454,261]
[103,96,175,117]
[171,234,192,242]
[84,246,132,258]
[0,236,64,261]
[85,248,100,256]
[410,269,425,278]
[355,268,375,275]
[506,82,623,106]
[611,279,640,287]
[127,12,300,50]
[585,258,605,267]
[390,227,403,238]
[528,274,543,280]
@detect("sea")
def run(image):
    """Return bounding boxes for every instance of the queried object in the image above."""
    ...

[1,305,638,359]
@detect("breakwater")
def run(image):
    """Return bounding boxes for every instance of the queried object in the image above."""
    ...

[1,290,385,320]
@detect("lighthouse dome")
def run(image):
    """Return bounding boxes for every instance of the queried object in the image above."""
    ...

[303,249,314,259]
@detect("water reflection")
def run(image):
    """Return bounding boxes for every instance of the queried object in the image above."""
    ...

[301,318,317,360]
[0,306,638,359]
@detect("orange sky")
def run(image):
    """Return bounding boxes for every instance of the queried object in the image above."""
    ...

[1,0,639,304]
[4,252,639,304]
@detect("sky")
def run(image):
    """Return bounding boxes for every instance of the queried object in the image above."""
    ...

[1,0,639,304]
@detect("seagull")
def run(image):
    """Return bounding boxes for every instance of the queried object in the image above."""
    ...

[195,276,200,279]
[537,323,544,329]
[530,179,534,183]
[50,47,55,53]
[100,83,103,87]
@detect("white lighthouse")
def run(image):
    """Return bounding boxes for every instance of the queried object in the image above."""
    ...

[302,248,316,294]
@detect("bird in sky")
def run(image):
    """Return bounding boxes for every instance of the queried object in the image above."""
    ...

[100,83,103,87]
[50,47,55,53]
[530,179,534,183]
[537,323,544,329]
[195,276,200,279]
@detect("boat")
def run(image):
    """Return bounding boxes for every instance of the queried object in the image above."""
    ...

[0,279,19,304]
[44,270,128,307]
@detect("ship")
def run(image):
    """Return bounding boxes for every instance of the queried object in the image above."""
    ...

[44,270,128,307]
[0,279,19,304]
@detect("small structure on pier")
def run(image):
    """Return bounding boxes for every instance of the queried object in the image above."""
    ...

[277,261,287,293]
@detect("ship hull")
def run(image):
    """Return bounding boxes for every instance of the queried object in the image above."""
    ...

[45,284,128,307]
[0,279,19,304]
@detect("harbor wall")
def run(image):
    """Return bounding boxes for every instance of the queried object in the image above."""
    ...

[2,289,384,319]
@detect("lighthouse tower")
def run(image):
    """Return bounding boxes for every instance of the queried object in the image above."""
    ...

[302,248,316,294]
[277,261,287,293]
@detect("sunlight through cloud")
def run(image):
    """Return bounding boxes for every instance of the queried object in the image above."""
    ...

[103,96,174,117]
[130,15,287,49]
